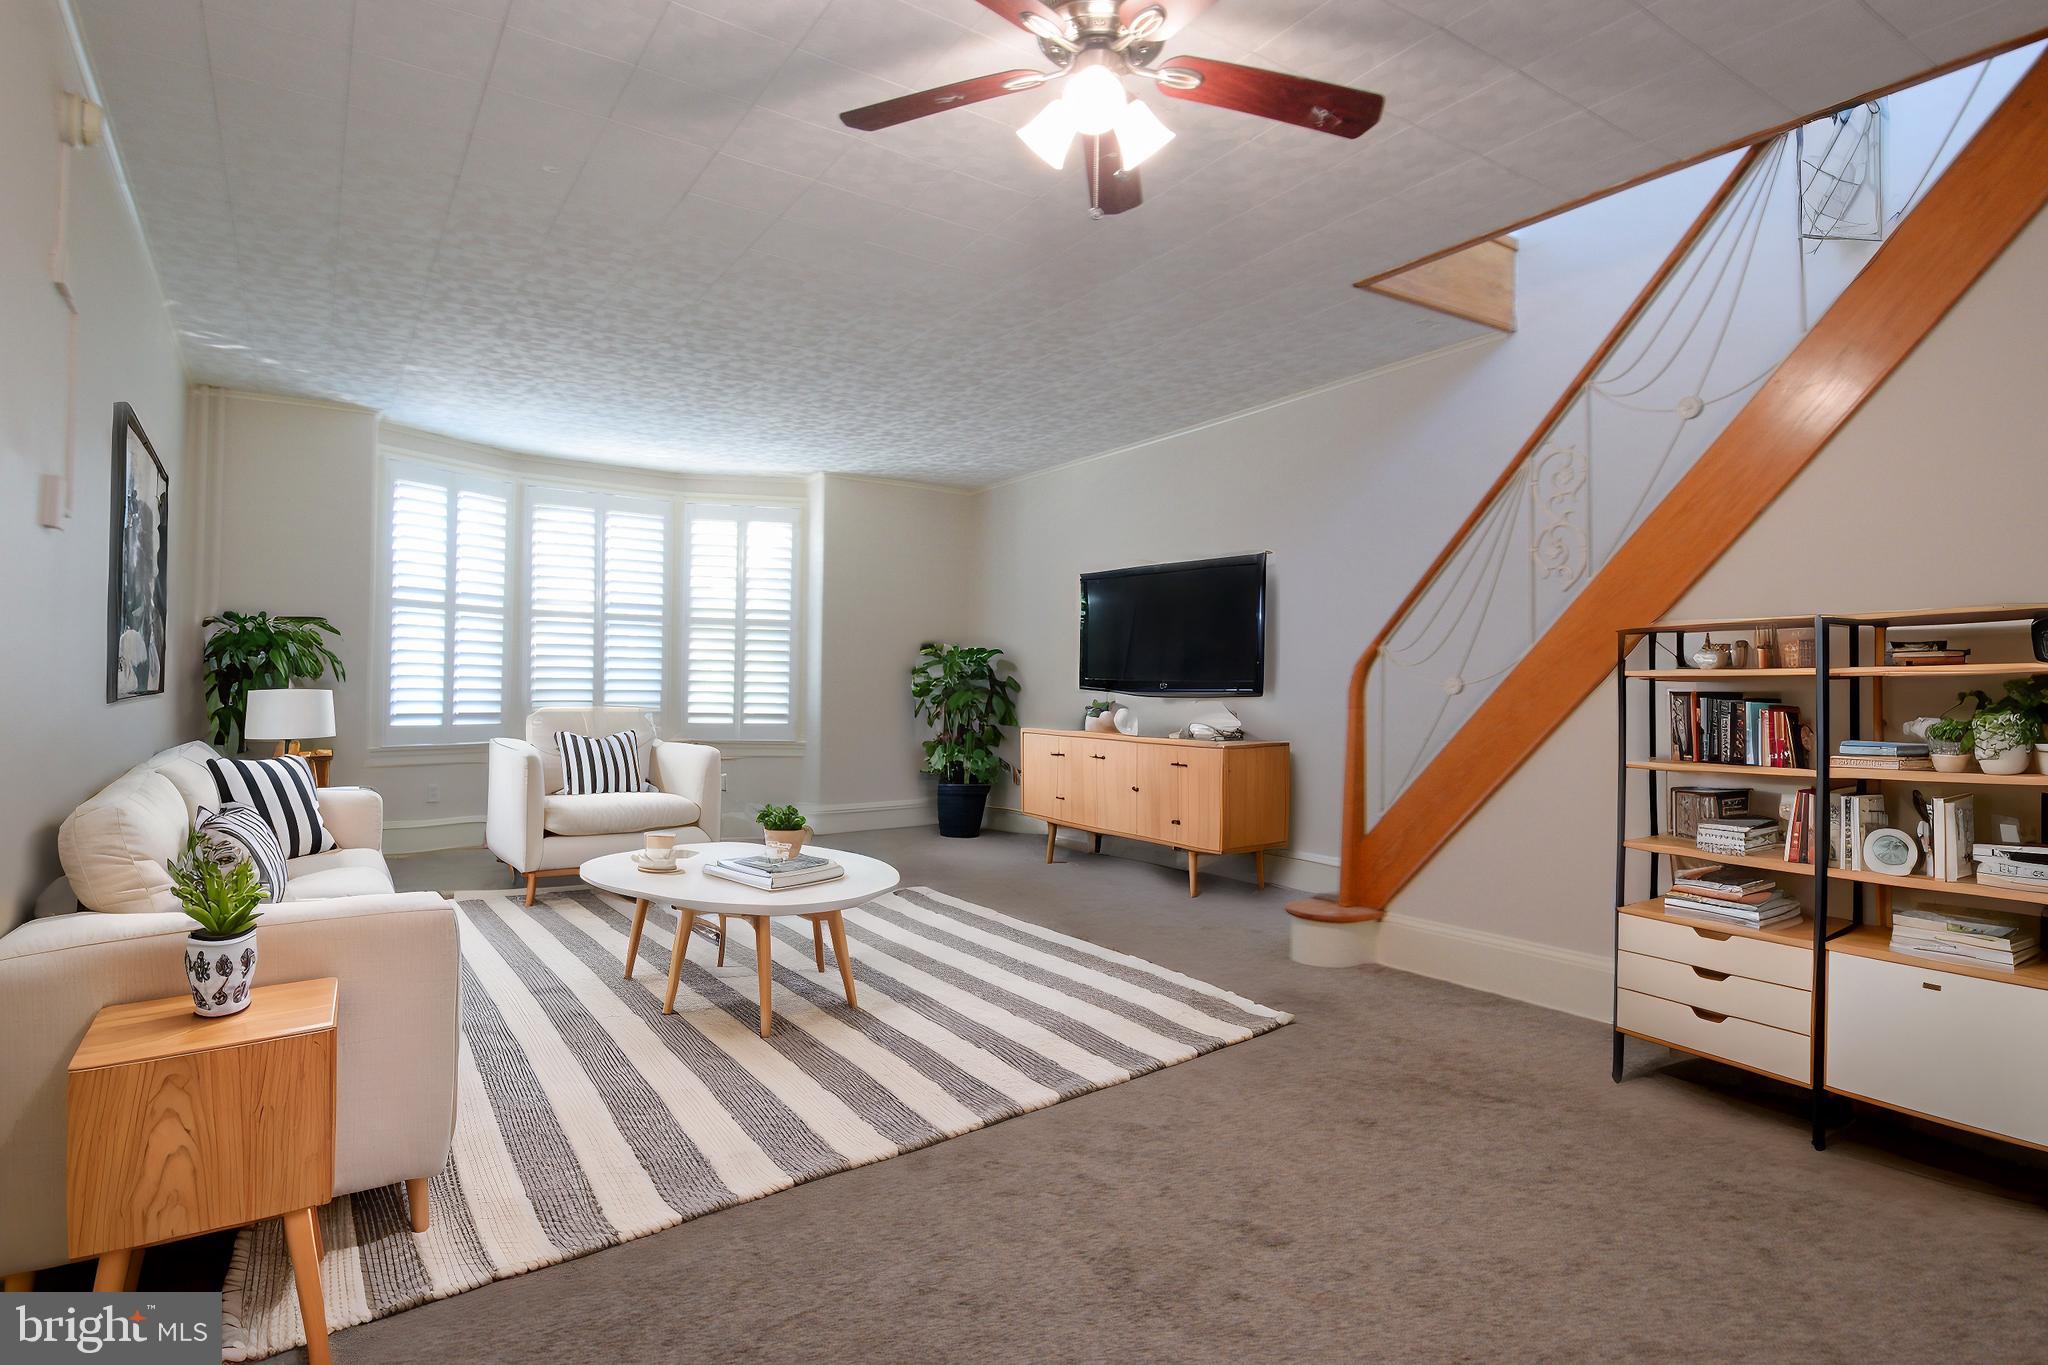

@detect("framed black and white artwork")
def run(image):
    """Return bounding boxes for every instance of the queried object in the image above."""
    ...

[107,402,168,702]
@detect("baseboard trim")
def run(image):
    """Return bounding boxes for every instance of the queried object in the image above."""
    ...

[384,816,485,855]
[984,809,1338,895]
[1372,912,1609,1021]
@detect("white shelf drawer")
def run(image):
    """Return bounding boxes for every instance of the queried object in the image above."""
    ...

[1618,951,1811,1034]
[1617,913,1811,989]
[1618,988,1811,1084]
[1826,951,2048,1147]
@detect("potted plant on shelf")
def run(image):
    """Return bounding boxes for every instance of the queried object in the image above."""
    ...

[1925,714,1975,773]
[1084,697,1118,732]
[911,643,1021,839]
[171,829,268,1018]
[201,610,346,752]
[757,804,811,861]
[1962,679,2048,775]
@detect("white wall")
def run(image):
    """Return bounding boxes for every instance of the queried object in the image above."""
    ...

[969,162,1731,888]
[1387,203,2048,1017]
[1,0,189,926]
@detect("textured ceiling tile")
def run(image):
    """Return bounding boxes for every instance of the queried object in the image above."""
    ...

[685,0,837,45]
[1353,28,1513,120]
[1642,0,1837,53]
[1523,8,1701,106]
[354,0,505,82]
[612,65,753,146]
[487,26,636,116]
[346,50,487,128]
[1444,0,1642,68]
[203,4,349,101]
[688,152,816,213]
[506,0,667,62]
[640,4,796,101]
[556,120,715,232]
[1590,55,1789,151]
[1902,3,2048,63]
[1417,70,1581,154]
[75,0,210,68]
[1486,109,1647,189]
[1256,0,1435,83]
[758,48,908,128]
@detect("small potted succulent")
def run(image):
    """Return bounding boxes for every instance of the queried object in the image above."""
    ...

[1963,679,2048,776]
[171,829,268,1018]
[756,803,811,861]
[1084,697,1118,732]
[1925,714,1974,773]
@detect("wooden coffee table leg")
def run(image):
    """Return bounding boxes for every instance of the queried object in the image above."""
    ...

[811,917,827,971]
[624,898,649,979]
[827,910,857,1010]
[663,909,697,1014]
[91,1249,130,1291]
[123,1246,144,1291]
[717,913,727,967]
[283,1207,332,1365]
[754,916,775,1038]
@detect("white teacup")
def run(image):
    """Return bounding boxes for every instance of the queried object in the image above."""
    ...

[642,832,677,868]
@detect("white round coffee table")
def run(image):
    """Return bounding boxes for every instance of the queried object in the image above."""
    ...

[579,843,901,1037]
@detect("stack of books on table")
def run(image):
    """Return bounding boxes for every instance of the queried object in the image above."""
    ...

[1973,843,2048,890]
[1831,739,1933,771]
[1695,817,1783,857]
[1662,867,1801,929]
[704,852,846,891]
[1890,905,2040,970]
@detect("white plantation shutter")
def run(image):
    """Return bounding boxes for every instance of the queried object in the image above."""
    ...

[683,502,798,739]
[527,487,669,715]
[382,458,511,743]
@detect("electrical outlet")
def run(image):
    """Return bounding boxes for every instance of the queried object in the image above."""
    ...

[425,782,441,804]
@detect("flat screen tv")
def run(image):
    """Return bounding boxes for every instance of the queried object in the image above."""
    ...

[1079,554,1266,695]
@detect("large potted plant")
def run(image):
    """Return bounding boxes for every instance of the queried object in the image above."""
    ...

[911,643,1021,838]
[1963,679,2048,775]
[171,829,269,1018]
[201,610,346,752]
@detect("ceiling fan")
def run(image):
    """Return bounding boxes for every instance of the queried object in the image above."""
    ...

[838,0,1385,217]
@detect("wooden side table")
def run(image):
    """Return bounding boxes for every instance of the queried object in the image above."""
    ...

[68,978,339,1365]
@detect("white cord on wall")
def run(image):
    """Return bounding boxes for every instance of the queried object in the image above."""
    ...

[41,95,99,530]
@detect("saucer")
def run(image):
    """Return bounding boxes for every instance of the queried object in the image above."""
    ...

[632,855,685,874]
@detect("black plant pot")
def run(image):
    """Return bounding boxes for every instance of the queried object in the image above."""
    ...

[936,782,991,838]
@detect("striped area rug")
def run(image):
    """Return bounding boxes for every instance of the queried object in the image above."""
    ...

[220,883,1290,1359]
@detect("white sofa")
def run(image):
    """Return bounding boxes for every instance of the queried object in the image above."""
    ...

[0,742,458,1283]
[487,707,722,904]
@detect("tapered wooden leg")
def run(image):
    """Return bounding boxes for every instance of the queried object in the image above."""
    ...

[311,1213,323,1262]
[1187,852,1200,898]
[717,914,727,967]
[828,910,858,1010]
[524,872,539,907]
[3,1273,32,1292]
[1254,850,1267,890]
[406,1177,430,1233]
[1044,824,1057,862]
[1092,832,1103,853]
[91,1250,130,1292]
[663,909,697,1014]
[283,1207,331,1365]
[754,916,775,1038]
[812,918,827,971]
[123,1248,144,1291]
[624,899,649,978]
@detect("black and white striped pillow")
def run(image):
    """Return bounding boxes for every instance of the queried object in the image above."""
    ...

[195,804,288,901]
[205,753,335,859]
[557,729,642,795]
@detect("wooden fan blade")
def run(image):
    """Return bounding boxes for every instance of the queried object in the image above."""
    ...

[1121,0,1219,41]
[1152,56,1384,138]
[840,69,1048,132]
[970,0,1066,35]
[1082,132,1142,215]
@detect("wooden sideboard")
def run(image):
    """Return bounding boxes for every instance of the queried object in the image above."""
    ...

[1018,728,1289,896]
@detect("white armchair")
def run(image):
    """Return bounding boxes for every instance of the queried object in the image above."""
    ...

[487,707,722,904]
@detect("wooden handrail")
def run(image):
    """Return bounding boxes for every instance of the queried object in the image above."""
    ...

[1318,145,1767,915]
[1308,51,2048,920]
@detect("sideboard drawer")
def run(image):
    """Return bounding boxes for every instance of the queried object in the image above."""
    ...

[1617,912,1811,989]
[1618,988,1810,1084]
[1826,950,2048,1147]
[1617,951,1811,1034]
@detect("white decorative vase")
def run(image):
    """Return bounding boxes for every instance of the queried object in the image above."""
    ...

[185,928,258,1017]
[1930,751,1972,773]
[2036,743,2048,775]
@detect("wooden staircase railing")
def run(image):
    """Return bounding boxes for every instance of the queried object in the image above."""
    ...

[1293,51,2048,925]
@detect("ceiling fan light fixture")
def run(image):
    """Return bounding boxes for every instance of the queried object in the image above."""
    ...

[1112,97,1175,168]
[1062,62,1128,135]
[1018,98,1079,169]
[1019,11,1073,45]
[1124,5,1166,39]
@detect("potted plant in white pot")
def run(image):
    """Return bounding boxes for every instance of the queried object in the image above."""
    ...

[1963,679,2048,776]
[1924,714,1974,773]
[171,830,268,1017]
[757,803,812,861]
[911,642,1021,839]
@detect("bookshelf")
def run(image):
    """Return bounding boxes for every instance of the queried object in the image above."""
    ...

[1614,604,2048,1159]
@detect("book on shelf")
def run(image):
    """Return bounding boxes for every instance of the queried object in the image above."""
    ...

[1928,794,1977,882]
[1884,648,1972,665]
[1838,740,1930,755]
[1892,904,2039,942]
[1973,843,2048,864]
[1828,754,1935,770]
[1889,935,2039,968]
[1667,787,1749,840]
[1667,693,1805,766]
[1662,891,1800,923]
[1695,817,1781,854]
[1671,866,1780,898]
[1829,793,1888,871]
[1973,843,2048,886]
[1773,789,1817,864]
[704,853,846,890]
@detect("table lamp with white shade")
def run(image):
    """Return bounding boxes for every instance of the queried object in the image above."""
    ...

[244,688,337,786]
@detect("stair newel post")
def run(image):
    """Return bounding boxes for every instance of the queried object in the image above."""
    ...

[1810,615,1832,1150]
